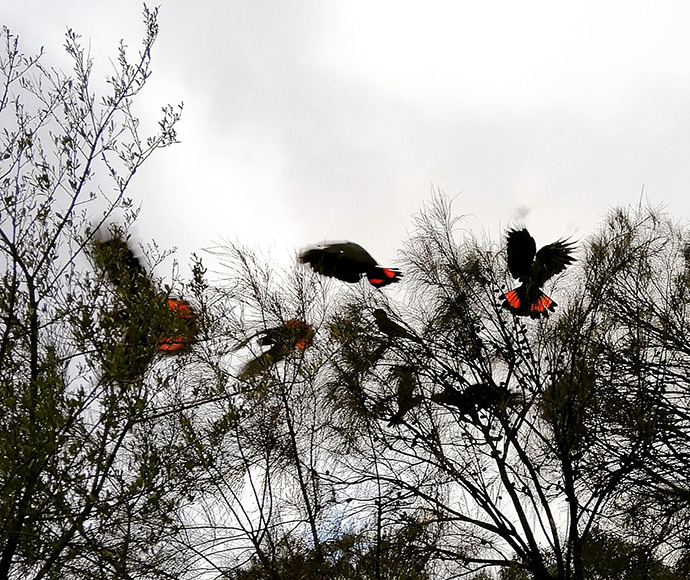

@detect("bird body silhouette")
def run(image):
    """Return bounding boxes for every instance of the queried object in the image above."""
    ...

[92,233,198,357]
[431,382,510,415]
[239,319,314,380]
[299,240,402,288]
[502,228,575,318]
[258,318,315,351]
[388,365,422,425]
[95,236,152,295]
[373,309,421,343]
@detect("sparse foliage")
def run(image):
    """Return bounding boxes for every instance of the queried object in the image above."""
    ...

[2,6,689,580]
[189,197,690,580]
[0,8,205,580]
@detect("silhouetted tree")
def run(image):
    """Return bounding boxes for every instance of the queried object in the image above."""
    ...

[0,9,211,580]
[6,6,688,580]
[191,196,690,580]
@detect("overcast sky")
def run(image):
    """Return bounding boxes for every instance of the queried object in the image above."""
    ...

[6,1,690,279]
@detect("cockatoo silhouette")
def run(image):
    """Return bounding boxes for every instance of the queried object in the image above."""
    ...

[92,232,198,356]
[502,228,575,318]
[299,240,402,288]
[373,309,421,343]
[239,319,314,380]
[388,365,422,425]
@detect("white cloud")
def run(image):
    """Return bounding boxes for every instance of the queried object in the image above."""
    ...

[5,0,690,279]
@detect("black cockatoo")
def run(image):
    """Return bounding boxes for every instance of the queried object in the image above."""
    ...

[91,232,198,357]
[431,382,510,415]
[502,228,575,318]
[239,319,314,380]
[298,240,402,288]
[373,309,421,343]
[388,365,422,425]
[258,318,315,351]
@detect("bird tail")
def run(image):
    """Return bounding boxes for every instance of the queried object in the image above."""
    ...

[284,319,315,350]
[157,298,199,354]
[502,287,556,317]
[367,267,403,288]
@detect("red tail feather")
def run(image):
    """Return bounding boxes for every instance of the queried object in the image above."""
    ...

[503,288,555,318]
[529,294,554,313]
[157,337,191,353]
[367,267,402,288]
[504,289,521,309]
[157,298,198,354]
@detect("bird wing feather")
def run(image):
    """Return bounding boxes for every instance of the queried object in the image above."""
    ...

[533,239,576,287]
[506,229,537,280]
[299,241,377,282]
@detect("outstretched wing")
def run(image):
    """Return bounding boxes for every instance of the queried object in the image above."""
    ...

[298,240,376,283]
[506,229,537,280]
[327,241,377,266]
[298,248,356,282]
[239,320,313,380]
[533,239,576,287]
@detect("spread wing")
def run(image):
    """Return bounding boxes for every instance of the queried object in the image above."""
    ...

[298,247,355,281]
[533,239,576,287]
[328,241,377,266]
[261,319,314,350]
[506,229,537,280]
[298,241,376,282]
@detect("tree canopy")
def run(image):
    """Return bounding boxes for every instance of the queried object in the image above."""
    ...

[1,8,689,580]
